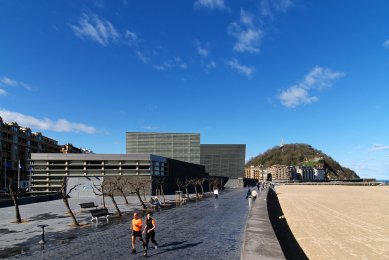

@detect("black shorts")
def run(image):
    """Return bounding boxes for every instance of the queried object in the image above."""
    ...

[132,230,142,237]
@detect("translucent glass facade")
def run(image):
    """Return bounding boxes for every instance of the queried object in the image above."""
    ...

[126,132,200,164]
[200,144,246,179]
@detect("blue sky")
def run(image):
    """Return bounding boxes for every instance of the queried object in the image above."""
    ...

[1,0,389,179]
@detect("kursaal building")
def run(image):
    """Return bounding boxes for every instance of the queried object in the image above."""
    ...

[126,132,246,179]
[29,132,245,195]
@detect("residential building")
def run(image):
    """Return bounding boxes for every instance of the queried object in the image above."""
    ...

[296,166,315,181]
[268,164,291,181]
[313,168,326,181]
[0,117,61,189]
[244,165,266,181]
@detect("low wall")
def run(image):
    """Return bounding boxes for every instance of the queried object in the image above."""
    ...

[0,194,61,208]
[267,188,308,260]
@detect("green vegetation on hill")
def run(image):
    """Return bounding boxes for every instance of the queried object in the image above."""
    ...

[246,143,359,180]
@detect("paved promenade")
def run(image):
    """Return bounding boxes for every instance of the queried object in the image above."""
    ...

[241,188,284,260]
[1,189,250,259]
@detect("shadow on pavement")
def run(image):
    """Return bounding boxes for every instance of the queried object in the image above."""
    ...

[148,241,203,257]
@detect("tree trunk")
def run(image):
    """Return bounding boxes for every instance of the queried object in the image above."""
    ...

[9,180,21,223]
[110,195,122,216]
[120,190,129,204]
[194,185,198,199]
[102,186,106,208]
[142,186,147,201]
[63,197,79,226]
[135,189,147,210]
[160,184,166,204]
[11,194,21,223]
[185,187,189,199]
[200,184,204,195]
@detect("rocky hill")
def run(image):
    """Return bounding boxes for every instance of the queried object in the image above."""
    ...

[246,143,359,180]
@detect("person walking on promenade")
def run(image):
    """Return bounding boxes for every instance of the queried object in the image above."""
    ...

[131,212,147,255]
[143,212,159,252]
[251,189,258,201]
[246,188,251,199]
[213,187,219,199]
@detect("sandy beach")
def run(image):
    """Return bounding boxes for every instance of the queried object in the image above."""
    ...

[277,185,389,259]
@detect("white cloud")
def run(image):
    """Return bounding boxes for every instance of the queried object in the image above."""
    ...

[136,51,149,64]
[383,40,389,48]
[207,60,217,69]
[124,30,138,46]
[0,89,7,96]
[197,46,209,58]
[369,144,389,152]
[228,10,263,54]
[260,0,293,18]
[174,57,188,69]
[195,39,211,58]
[194,0,227,10]
[278,86,318,108]
[0,76,32,91]
[227,59,255,78]
[0,109,96,134]
[272,0,293,12]
[154,57,188,71]
[278,66,345,108]
[70,13,119,46]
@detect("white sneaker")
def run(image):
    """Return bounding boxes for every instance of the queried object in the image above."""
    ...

[154,245,158,249]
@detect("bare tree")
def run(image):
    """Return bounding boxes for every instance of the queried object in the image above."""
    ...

[93,181,122,216]
[176,178,184,192]
[184,178,192,199]
[7,178,23,223]
[128,177,150,210]
[209,177,220,194]
[115,177,129,205]
[194,178,206,198]
[208,177,215,194]
[59,177,81,227]
[189,179,199,199]
[93,182,107,208]
[153,177,166,204]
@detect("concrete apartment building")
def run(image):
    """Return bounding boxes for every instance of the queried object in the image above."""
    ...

[244,165,266,181]
[268,164,291,181]
[126,132,200,164]
[0,117,61,189]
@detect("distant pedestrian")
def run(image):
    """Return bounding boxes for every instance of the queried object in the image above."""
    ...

[143,212,159,252]
[131,212,147,255]
[246,189,251,199]
[251,189,258,201]
[214,187,219,199]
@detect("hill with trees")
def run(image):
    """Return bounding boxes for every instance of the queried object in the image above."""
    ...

[246,143,359,180]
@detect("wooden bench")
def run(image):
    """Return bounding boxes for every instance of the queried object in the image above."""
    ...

[90,208,111,222]
[79,202,98,209]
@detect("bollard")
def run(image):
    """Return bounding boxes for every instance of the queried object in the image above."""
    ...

[248,196,253,207]
[37,224,48,244]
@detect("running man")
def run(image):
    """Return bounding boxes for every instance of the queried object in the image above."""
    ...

[143,212,159,251]
[131,212,147,255]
